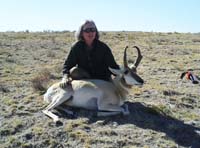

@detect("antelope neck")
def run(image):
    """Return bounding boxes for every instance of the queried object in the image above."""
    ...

[112,77,129,100]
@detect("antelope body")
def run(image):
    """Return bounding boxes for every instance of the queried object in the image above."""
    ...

[43,46,144,123]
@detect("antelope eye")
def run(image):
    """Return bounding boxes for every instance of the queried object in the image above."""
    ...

[124,70,129,74]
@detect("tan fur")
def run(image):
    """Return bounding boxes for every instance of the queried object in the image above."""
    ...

[43,76,136,122]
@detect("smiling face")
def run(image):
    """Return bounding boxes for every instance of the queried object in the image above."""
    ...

[82,22,97,46]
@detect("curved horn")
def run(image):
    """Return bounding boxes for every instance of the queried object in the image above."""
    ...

[123,46,129,68]
[133,46,143,69]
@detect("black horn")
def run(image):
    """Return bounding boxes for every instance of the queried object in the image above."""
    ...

[133,46,143,69]
[123,46,129,68]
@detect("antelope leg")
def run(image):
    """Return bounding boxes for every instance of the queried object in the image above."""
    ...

[42,110,59,123]
[98,104,124,112]
[97,104,124,116]
[97,111,121,117]
[45,95,72,111]
[57,106,74,115]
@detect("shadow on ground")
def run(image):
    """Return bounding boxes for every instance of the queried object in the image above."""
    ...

[60,102,200,148]
[97,102,200,148]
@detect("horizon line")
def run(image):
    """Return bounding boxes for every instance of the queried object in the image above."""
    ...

[0,29,199,34]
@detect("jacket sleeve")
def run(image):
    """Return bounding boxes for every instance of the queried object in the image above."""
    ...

[105,46,120,69]
[62,47,77,75]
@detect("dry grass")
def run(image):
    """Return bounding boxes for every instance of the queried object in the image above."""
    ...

[30,69,53,93]
[0,31,200,148]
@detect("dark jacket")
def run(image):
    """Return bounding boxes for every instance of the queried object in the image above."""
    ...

[63,40,119,81]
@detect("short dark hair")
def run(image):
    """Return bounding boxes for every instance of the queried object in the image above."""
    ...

[75,20,99,41]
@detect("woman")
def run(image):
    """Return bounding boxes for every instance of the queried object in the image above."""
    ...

[60,20,119,88]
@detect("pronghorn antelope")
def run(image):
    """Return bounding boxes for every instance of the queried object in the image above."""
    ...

[43,46,144,123]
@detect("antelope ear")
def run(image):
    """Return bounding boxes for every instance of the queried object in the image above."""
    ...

[109,67,122,75]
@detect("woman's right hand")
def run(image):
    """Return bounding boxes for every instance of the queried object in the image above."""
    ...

[59,74,71,88]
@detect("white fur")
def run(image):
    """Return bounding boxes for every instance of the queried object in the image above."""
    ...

[43,67,143,122]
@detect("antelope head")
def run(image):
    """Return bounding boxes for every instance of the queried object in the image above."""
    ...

[109,46,144,86]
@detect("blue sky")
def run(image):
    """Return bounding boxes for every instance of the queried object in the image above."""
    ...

[0,0,199,33]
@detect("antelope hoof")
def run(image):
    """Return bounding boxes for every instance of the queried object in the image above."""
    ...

[55,120,63,126]
[53,116,63,126]
[122,104,130,115]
